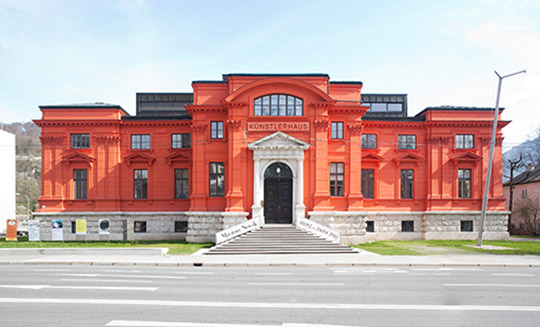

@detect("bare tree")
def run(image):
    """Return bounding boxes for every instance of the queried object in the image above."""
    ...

[504,153,525,230]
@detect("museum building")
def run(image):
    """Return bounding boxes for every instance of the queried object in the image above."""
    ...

[33,74,510,243]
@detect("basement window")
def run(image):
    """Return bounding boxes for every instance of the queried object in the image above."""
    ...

[366,221,374,233]
[461,220,473,232]
[134,221,147,233]
[175,221,188,233]
[401,220,414,232]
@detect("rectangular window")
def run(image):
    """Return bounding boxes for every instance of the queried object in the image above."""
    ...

[171,133,191,148]
[522,189,528,198]
[175,169,189,199]
[398,135,416,149]
[461,220,473,232]
[209,162,225,197]
[456,134,474,149]
[131,134,151,149]
[211,121,224,139]
[133,169,148,199]
[70,134,90,149]
[402,220,414,232]
[71,221,76,234]
[458,169,471,198]
[361,134,377,149]
[134,221,147,233]
[331,122,344,139]
[73,169,88,200]
[330,163,344,196]
[175,221,188,233]
[401,169,414,199]
[366,221,374,233]
[361,169,374,199]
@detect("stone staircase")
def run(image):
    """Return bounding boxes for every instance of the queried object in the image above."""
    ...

[205,224,357,255]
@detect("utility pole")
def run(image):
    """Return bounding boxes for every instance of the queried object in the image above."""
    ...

[477,70,526,247]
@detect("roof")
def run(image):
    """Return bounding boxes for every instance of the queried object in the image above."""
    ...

[504,165,540,186]
[39,103,130,116]
[416,106,505,117]
[193,73,332,84]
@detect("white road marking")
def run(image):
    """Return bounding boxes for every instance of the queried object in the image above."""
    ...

[33,269,71,272]
[248,282,345,286]
[332,270,347,273]
[107,321,359,327]
[254,273,294,276]
[0,285,157,291]
[174,272,215,275]
[1,298,540,312]
[61,279,153,284]
[56,273,185,280]
[444,283,540,288]
[438,268,483,271]
[492,273,535,277]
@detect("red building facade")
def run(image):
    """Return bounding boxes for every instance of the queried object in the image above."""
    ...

[34,74,509,243]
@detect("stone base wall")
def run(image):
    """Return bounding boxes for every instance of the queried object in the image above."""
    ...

[308,211,509,244]
[32,212,189,241]
[186,211,249,243]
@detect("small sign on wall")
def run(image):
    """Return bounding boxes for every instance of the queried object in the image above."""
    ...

[5,220,17,241]
[28,220,40,242]
[51,219,63,241]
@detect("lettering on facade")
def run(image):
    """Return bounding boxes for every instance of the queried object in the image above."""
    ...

[216,219,260,244]
[297,217,340,243]
[247,122,309,132]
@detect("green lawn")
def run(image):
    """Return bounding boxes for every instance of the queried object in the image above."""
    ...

[0,237,213,255]
[353,240,540,256]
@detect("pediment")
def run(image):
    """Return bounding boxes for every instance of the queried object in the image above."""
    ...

[362,152,384,161]
[165,151,192,166]
[451,152,482,162]
[123,152,156,166]
[248,131,310,151]
[394,152,424,165]
[61,151,95,165]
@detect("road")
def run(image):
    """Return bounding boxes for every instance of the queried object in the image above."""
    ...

[1,264,539,327]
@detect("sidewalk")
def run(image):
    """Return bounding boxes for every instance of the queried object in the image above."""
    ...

[0,248,539,267]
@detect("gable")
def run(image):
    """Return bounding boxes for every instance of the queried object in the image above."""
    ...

[248,131,310,151]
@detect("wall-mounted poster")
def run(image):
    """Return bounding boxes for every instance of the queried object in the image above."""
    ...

[28,220,40,242]
[5,220,17,241]
[51,219,63,241]
[99,219,110,235]
[76,219,87,235]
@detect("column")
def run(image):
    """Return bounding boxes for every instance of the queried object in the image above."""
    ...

[295,155,306,222]
[251,156,263,224]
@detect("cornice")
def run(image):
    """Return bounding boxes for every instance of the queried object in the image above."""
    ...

[313,119,329,131]
[347,123,363,135]
[362,121,424,128]
[34,120,121,127]
[185,105,225,113]
[40,136,65,145]
[122,120,191,127]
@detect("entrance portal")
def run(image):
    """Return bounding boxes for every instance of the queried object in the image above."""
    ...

[263,162,293,224]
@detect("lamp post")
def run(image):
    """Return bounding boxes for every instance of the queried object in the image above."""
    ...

[16,192,30,220]
[477,70,526,247]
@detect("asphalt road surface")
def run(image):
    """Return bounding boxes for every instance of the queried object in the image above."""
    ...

[1,264,539,327]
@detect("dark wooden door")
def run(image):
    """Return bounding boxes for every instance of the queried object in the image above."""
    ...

[264,178,293,224]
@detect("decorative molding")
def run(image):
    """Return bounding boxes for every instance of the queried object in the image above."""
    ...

[309,101,335,109]
[35,120,121,127]
[192,123,208,133]
[227,119,243,131]
[222,100,248,109]
[480,137,503,146]
[347,123,363,135]
[427,136,451,145]
[123,152,156,166]
[185,105,225,113]
[61,151,95,166]
[165,151,192,166]
[40,136,65,145]
[313,119,329,131]
[94,136,120,146]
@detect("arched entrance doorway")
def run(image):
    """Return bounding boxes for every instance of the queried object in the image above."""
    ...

[264,162,293,224]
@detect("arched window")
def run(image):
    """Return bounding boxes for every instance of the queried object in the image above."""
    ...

[254,94,303,116]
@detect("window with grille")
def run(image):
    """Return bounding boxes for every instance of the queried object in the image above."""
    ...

[361,134,377,149]
[172,133,191,148]
[133,169,148,199]
[71,134,90,149]
[131,134,151,149]
[456,134,474,149]
[401,169,414,199]
[398,135,416,150]
[330,163,344,196]
[209,162,225,197]
[361,169,374,199]
[175,169,189,199]
[331,122,344,139]
[210,122,223,139]
[458,169,471,198]
[73,169,87,200]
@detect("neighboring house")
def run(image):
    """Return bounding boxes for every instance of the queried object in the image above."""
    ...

[0,129,16,234]
[503,164,540,229]
[34,73,509,243]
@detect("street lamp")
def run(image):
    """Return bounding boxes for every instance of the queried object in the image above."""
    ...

[16,192,30,220]
[477,70,526,247]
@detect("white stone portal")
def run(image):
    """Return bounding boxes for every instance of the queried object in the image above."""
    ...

[248,131,310,225]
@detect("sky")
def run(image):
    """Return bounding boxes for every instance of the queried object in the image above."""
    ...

[0,0,539,151]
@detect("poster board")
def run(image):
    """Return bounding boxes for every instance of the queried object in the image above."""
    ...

[76,219,87,235]
[5,219,17,241]
[99,219,110,235]
[51,219,63,241]
[28,220,40,242]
